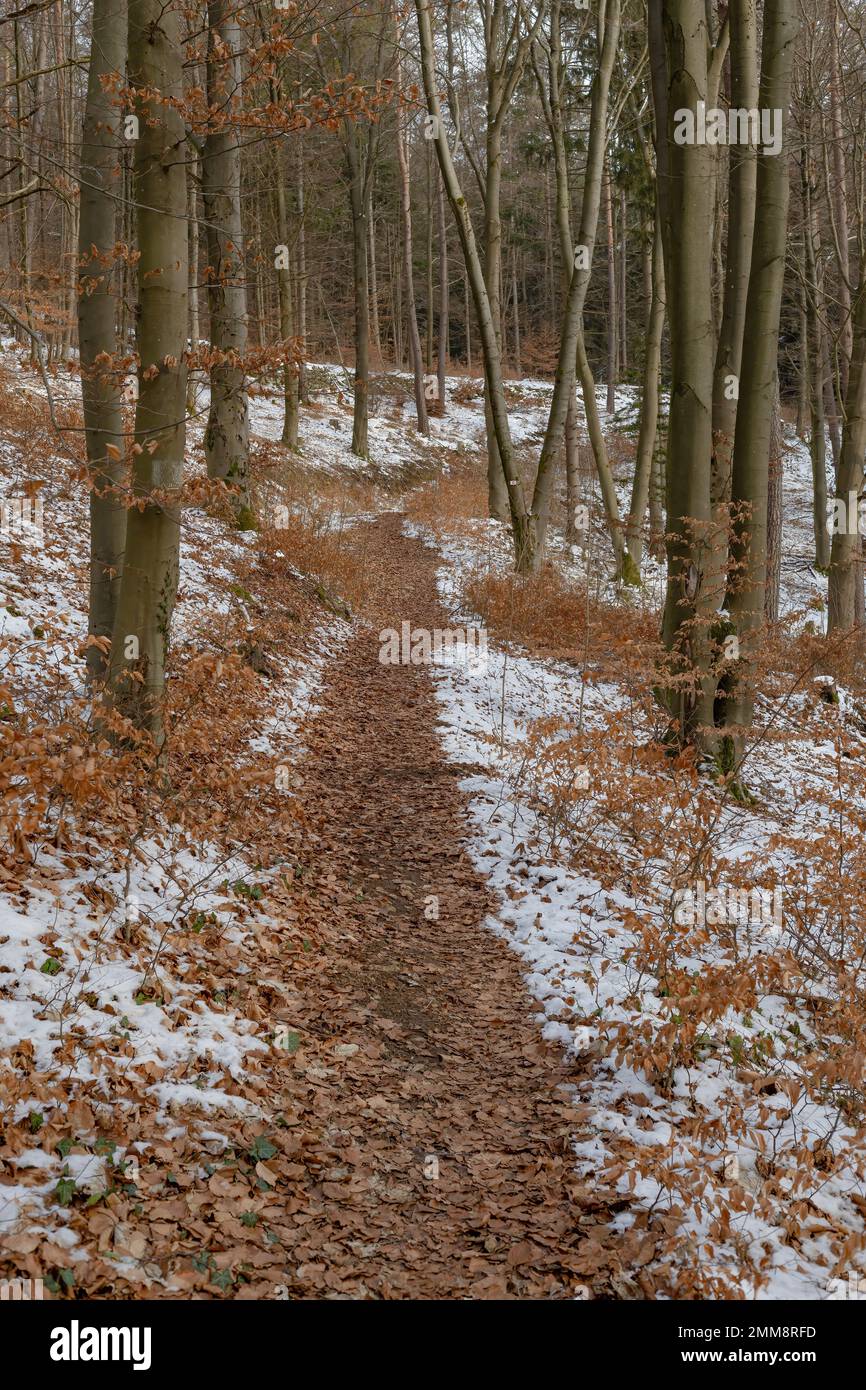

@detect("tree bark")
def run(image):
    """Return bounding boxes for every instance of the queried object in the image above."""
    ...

[297,143,309,402]
[828,253,866,635]
[395,45,429,435]
[186,146,202,416]
[652,0,722,741]
[436,167,448,413]
[414,0,530,558]
[483,123,510,520]
[528,0,623,573]
[709,0,758,603]
[604,162,616,414]
[626,212,665,577]
[765,378,783,624]
[368,180,382,365]
[108,0,188,744]
[202,0,252,525]
[275,161,299,450]
[78,0,127,684]
[801,150,831,569]
[828,2,852,396]
[346,128,370,458]
[726,0,798,744]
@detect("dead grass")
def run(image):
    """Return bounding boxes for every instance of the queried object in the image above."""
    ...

[465,563,659,681]
[404,464,489,534]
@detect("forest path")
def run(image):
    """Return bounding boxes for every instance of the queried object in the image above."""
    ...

[277,512,608,1298]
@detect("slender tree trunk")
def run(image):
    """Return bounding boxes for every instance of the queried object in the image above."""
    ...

[649,438,666,561]
[619,186,628,378]
[564,390,581,543]
[797,284,808,437]
[108,0,188,742]
[576,330,624,571]
[347,132,370,457]
[828,4,852,396]
[828,253,866,635]
[393,224,404,369]
[187,148,202,416]
[202,0,251,524]
[709,0,758,608]
[765,377,783,623]
[275,163,299,450]
[297,143,309,402]
[511,250,521,375]
[802,154,831,569]
[726,0,798,744]
[79,0,127,683]
[483,127,510,520]
[425,145,434,373]
[436,168,448,413]
[528,0,623,573]
[415,0,529,556]
[367,182,382,365]
[604,163,617,414]
[651,0,718,740]
[13,19,35,359]
[823,333,841,473]
[626,212,665,577]
[395,48,429,435]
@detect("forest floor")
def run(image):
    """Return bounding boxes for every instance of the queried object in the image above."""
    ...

[239,512,625,1298]
[1,349,865,1301]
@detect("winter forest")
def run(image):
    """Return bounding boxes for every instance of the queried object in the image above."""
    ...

[1,0,866,1323]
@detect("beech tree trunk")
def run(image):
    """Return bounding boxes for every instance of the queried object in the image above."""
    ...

[78,0,127,683]
[726,0,798,744]
[765,378,783,624]
[483,127,510,521]
[395,43,428,435]
[828,4,852,396]
[528,0,623,574]
[108,0,188,743]
[436,169,448,413]
[347,131,370,458]
[801,150,831,570]
[368,181,382,364]
[709,0,758,607]
[626,212,665,577]
[275,165,299,450]
[297,145,309,402]
[828,253,866,635]
[202,0,251,525]
[604,163,616,414]
[187,147,203,416]
[414,0,530,559]
[651,0,719,740]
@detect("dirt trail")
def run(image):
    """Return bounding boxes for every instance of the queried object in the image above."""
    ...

[276,513,610,1298]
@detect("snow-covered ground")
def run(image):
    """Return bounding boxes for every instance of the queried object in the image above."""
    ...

[412,517,866,1299]
[0,343,352,1271]
[0,339,854,1297]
